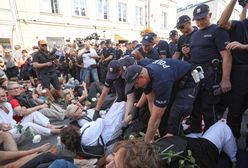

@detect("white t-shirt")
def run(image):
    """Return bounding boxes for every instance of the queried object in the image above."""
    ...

[82,49,97,68]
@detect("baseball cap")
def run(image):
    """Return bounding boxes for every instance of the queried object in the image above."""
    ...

[38,40,47,45]
[175,15,191,28]
[193,4,210,21]
[169,30,178,37]
[238,0,248,7]
[120,57,136,79]
[123,65,143,94]
[106,60,122,80]
[141,35,154,45]
[147,32,157,38]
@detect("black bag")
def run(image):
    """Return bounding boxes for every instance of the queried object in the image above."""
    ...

[76,126,105,159]
[8,93,38,108]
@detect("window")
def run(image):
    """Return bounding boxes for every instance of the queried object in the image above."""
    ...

[118,2,127,22]
[161,12,167,29]
[40,0,59,14]
[73,0,86,16]
[135,6,143,25]
[97,0,108,19]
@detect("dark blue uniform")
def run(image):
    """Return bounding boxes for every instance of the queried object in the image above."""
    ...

[227,19,248,138]
[154,40,170,58]
[144,59,192,108]
[144,59,196,135]
[168,42,177,57]
[189,24,230,132]
[105,77,126,102]
[177,27,198,61]
[138,47,160,60]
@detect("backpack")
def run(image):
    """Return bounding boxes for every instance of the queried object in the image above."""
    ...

[76,125,105,159]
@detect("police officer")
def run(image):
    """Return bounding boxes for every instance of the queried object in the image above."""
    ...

[187,4,232,133]
[147,32,170,58]
[131,34,160,61]
[32,40,62,101]
[173,15,198,61]
[93,57,136,120]
[124,59,192,142]
[218,0,248,139]
[168,30,179,57]
[98,39,116,83]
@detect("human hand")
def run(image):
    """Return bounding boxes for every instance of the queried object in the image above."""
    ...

[220,79,231,93]
[226,41,246,50]
[46,62,53,66]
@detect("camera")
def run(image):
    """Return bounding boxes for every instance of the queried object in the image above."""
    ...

[238,0,248,7]
[48,48,59,60]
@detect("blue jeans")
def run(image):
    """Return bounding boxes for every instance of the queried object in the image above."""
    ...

[81,66,99,84]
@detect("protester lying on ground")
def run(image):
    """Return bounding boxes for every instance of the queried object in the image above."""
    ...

[60,101,126,158]
[97,121,237,168]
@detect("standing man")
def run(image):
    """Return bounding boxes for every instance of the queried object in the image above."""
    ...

[187,4,232,133]
[168,30,179,57]
[147,32,170,58]
[173,15,198,61]
[218,0,248,139]
[32,40,62,101]
[124,59,192,142]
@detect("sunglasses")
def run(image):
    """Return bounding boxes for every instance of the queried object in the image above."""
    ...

[40,44,47,47]
[178,25,185,29]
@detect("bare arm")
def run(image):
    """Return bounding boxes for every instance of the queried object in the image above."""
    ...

[135,93,147,108]
[95,86,110,111]
[220,50,232,93]
[145,104,166,143]
[172,51,181,59]
[218,0,237,30]
[240,7,247,21]
[32,62,52,69]
[125,92,135,120]
[0,143,50,161]
[14,104,47,116]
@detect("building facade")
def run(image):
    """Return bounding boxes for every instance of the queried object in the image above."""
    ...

[177,0,241,27]
[0,0,177,49]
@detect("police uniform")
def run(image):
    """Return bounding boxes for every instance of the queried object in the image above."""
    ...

[189,24,230,132]
[176,27,198,61]
[137,47,160,60]
[104,77,126,102]
[154,40,170,58]
[227,19,248,138]
[32,51,61,90]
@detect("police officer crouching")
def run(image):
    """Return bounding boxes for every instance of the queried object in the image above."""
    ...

[32,40,62,101]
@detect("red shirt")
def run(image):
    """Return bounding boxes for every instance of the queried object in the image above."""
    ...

[8,95,23,122]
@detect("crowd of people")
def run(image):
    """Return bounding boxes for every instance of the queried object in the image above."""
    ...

[0,0,248,167]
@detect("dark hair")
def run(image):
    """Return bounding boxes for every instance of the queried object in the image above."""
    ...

[22,49,28,54]
[60,125,81,152]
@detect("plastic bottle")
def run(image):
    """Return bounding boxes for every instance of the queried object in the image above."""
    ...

[56,136,64,154]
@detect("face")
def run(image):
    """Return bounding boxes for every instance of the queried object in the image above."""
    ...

[8,84,21,96]
[39,44,48,52]
[134,73,148,89]
[0,89,7,103]
[177,22,191,34]
[142,43,153,53]
[195,13,211,29]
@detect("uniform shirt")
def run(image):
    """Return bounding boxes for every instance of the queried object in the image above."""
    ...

[115,48,123,60]
[177,27,198,61]
[138,47,160,60]
[229,19,248,65]
[144,59,192,107]
[32,51,56,74]
[190,24,230,64]
[154,40,170,58]
[105,77,126,102]
[168,42,178,57]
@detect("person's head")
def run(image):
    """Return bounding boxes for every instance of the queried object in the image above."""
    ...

[106,60,122,80]
[7,81,22,96]
[0,87,7,104]
[38,40,48,52]
[131,40,138,49]
[105,39,112,48]
[193,4,211,29]
[102,140,164,168]
[84,41,91,50]
[141,35,154,53]
[124,65,150,93]
[169,30,179,43]
[176,15,192,34]
[147,32,159,44]
[14,45,21,51]
[60,125,81,152]
[238,0,248,8]
[119,57,136,78]
[21,49,28,56]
